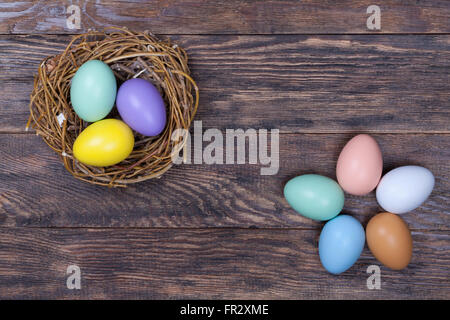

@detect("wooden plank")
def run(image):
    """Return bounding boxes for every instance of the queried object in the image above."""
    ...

[1,1,450,34]
[0,133,448,229]
[0,34,449,134]
[0,227,448,299]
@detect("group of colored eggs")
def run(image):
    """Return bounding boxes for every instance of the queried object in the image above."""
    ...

[284,134,435,274]
[70,60,167,167]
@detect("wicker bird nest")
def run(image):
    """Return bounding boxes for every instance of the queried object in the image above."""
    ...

[28,27,199,187]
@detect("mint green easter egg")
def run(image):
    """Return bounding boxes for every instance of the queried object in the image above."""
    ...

[70,60,117,122]
[284,174,345,221]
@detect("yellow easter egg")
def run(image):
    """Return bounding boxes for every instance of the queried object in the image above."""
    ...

[73,119,134,167]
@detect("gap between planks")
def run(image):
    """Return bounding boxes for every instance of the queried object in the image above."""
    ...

[0,226,446,232]
[3,131,450,135]
[3,33,450,36]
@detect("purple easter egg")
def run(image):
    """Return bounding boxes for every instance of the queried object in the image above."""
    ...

[116,78,167,136]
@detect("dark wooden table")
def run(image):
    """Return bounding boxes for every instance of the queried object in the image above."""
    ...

[0,1,449,299]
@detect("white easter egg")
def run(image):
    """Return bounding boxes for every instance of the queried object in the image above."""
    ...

[376,165,434,214]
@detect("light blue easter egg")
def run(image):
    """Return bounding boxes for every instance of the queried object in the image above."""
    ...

[319,215,365,274]
[70,60,117,122]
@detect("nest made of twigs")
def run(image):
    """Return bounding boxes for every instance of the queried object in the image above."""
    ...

[28,27,199,187]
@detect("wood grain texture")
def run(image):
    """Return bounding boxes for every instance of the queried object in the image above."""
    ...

[0,34,449,133]
[0,227,448,299]
[1,1,449,301]
[0,133,448,229]
[1,0,450,35]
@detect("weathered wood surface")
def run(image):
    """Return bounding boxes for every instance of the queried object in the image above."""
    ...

[0,133,448,229]
[0,227,448,299]
[0,1,449,300]
[0,34,449,134]
[1,0,450,35]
